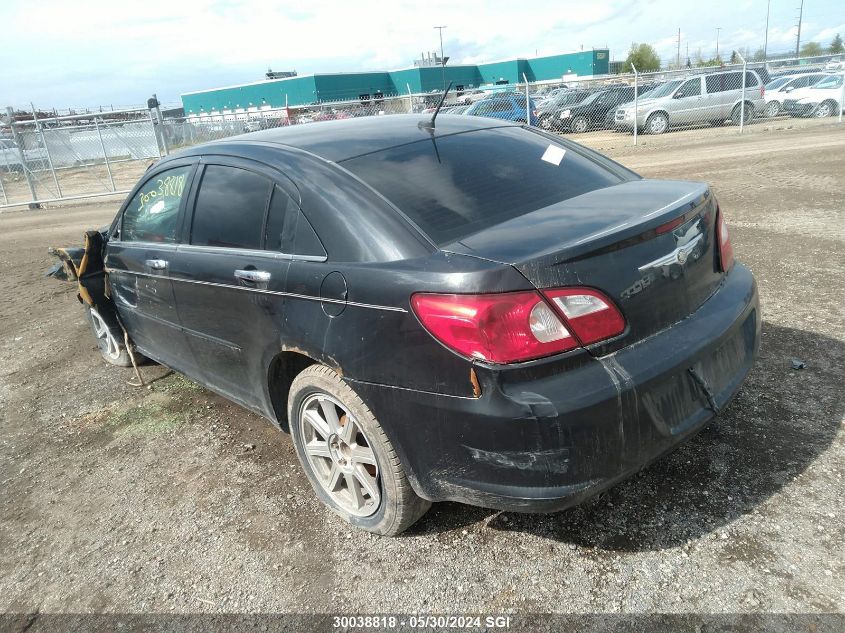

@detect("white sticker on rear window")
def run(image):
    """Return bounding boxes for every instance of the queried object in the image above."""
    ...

[541,145,566,166]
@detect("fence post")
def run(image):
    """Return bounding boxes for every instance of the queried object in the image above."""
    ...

[94,118,116,192]
[6,107,39,205]
[522,73,531,125]
[738,52,747,134]
[631,64,639,146]
[407,84,413,113]
[0,173,7,205]
[31,102,62,198]
[148,109,163,158]
[839,74,844,124]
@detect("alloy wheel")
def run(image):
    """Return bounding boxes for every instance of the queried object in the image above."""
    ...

[90,308,121,361]
[814,103,832,117]
[648,114,668,134]
[299,393,381,517]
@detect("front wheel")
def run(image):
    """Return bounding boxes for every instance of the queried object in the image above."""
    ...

[765,101,780,117]
[86,306,140,367]
[288,365,431,536]
[570,115,589,133]
[645,112,669,134]
[814,101,836,118]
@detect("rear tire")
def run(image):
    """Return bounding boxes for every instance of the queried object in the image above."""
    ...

[86,306,141,367]
[288,365,431,536]
[730,102,754,125]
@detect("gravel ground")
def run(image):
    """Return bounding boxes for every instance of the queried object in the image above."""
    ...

[0,124,843,620]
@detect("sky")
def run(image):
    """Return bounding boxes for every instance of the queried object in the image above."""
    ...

[2,0,843,110]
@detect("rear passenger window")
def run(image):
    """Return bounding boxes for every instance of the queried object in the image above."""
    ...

[191,165,272,250]
[744,72,759,86]
[264,186,295,252]
[706,74,744,93]
[290,212,327,258]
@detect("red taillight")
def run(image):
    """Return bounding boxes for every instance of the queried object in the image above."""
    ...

[543,288,626,345]
[760,85,765,99]
[411,288,627,364]
[411,291,577,363]
[716,208,734,272]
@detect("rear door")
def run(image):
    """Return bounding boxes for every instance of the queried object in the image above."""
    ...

[169,158,296,407]
[106,160,198,370]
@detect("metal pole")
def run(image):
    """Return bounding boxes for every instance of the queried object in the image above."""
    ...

[0,173,7,205]
[677,28,681,69]
[522,73,531,125]
[95,118,116,192]
[31,102,62,197]
[632,63,639,146]
[6,106,38,204]
[764,0,771,60]
[738,51,747,133]
[149,109,163,158]
[795,0,804,57]
[716,27,722,60]
[839,74,844,123]
[153,93,169,155]
[407,83,413,113]
[434,26,447,91]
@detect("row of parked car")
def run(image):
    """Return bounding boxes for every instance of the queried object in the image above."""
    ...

[438,67,844,135]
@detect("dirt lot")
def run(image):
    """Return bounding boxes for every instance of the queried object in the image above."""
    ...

[1,125,843,618]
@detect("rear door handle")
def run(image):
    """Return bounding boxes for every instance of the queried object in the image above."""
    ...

[234,269,271,288]
[145,259,168,270]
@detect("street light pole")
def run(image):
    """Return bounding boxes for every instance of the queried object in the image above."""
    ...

[434,25,447,92]
[716,27,722,61]
[795,0,804,57]
[764,0,771,60]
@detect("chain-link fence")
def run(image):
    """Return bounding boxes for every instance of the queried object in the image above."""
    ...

[0,109,161,209]
[526,55,844,142]
[3,53,843,210]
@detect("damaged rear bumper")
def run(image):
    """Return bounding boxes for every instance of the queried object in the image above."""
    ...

[350,263,761,513]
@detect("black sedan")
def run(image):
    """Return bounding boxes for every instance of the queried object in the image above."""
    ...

[50,114,760,535]
[557,85,649,133]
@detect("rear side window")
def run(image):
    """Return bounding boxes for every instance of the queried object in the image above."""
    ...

[342,127,626,245]
[264,186,295,252]
[706,72,743,93]
[191,165,272,249]
[122,165,191,243]
[744,72,759,86]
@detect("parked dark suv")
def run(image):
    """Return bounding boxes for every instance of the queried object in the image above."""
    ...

[50,115,760,535]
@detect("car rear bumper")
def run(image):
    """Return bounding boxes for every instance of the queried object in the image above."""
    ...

[349,263,760,512]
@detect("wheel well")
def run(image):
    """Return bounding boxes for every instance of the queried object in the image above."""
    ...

[267,351,318,431]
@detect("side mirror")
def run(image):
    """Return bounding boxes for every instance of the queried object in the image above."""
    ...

[784,86,794,92]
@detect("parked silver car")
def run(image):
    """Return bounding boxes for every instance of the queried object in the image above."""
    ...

[615,69,766,134]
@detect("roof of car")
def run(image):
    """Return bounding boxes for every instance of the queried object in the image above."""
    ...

[216,113,519,163]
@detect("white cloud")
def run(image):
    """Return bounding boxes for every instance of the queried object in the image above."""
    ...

[1,0,843,107]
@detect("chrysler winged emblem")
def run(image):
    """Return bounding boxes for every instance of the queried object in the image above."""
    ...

[638,224,704,274]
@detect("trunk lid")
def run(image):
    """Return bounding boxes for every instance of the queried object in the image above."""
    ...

[444,180,723,351]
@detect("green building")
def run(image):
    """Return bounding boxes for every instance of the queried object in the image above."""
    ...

[181,49,609,114]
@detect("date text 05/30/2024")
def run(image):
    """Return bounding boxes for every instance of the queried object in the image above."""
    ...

[332,615,512,629]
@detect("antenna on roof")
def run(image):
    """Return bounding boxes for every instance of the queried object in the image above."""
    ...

[419,81,453,131]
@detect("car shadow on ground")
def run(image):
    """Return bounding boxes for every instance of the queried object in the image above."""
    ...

[410,322,844,550]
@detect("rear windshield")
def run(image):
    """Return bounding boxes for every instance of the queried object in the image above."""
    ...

[341,127,627,245]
